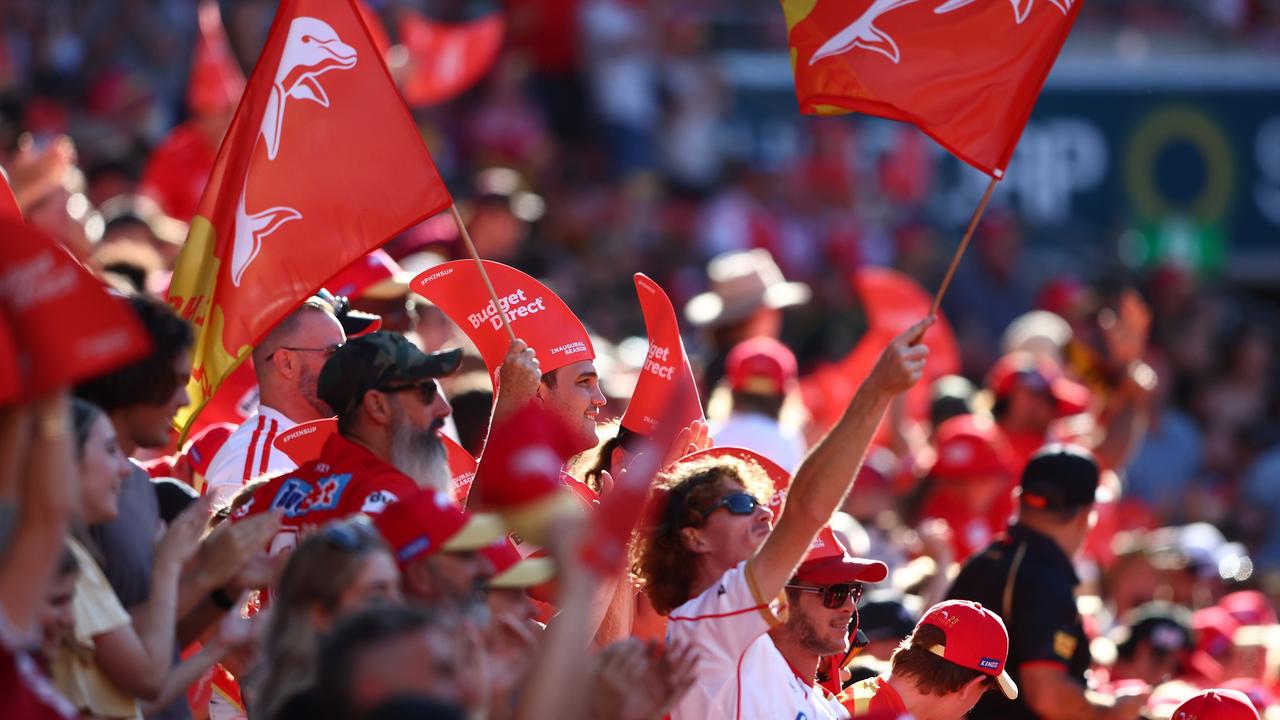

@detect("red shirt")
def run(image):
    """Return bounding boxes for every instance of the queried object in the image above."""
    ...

[234,434,420,553]
[0,640,77,719]
[840,675,909,718]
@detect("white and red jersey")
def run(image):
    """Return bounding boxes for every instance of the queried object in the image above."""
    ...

[204,405,297,504]
[666,561,849,720]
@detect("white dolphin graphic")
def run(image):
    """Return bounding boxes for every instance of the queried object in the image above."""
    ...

[228,17,357,286]
[261,17,358,161]
[810,0,919,65]
[809,0,1073,66]
[230,175,302,286]
[934,0,1072,24]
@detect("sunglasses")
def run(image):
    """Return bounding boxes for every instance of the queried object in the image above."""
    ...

[380,379,440,406]
[703,492,761,519]
[786,582,865,609]
[265,343,343,362]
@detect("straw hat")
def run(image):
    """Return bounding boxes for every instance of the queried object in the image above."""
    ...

[684,249,810,328]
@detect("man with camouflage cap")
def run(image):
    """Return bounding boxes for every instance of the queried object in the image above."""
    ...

[233,332,463,552]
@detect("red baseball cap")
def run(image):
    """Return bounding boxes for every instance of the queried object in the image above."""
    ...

[185,422,235,478]
[326,249,413,301]
[726,336,798,396]
[793,526,888,585]
[1218,591,1278,627]
[1173,689,1261,720]
[917,600,1018,700]
[986,352,1089,417]
[372,489,506,568]
[483,536,556,590]
[931,414,1014,481]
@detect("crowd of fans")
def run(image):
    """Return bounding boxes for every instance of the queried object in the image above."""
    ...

[4,1,1280,719]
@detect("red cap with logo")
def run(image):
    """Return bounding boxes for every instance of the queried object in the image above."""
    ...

[986,351,1089,417]
[726,336,798,396]
[185,422,235,484]
[931,414,1014,481]
[1173,689,1261,720]
[372,489,506,568]
[917,600,1018,700]
[413,260,594,380]
[794,526,888,585]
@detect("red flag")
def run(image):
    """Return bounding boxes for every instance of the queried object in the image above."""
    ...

[355,0,392,60]
[801,268,960,433]
[168,0,452,440]
[411,261,594,382]
[442,433,479,503]
[399,12,504,107]
[0,217,151,397]
[782,0,1081,177]
[0,171,20,221]
[188,0,246,116]
[620,274,704,437]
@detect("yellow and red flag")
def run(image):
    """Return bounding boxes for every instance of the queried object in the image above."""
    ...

[168,0,451,439]
[782,0,1081,177]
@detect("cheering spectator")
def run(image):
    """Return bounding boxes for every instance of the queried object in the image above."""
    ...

[249,516,402,720]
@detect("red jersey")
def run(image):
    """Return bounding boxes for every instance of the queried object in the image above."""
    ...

[234,434,420,554]
[840,675,910,718]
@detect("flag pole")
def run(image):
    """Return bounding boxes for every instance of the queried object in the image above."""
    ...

[449,203,517,343]
[929,175,1000,317]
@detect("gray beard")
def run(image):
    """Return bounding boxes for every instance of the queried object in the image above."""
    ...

[389,422,451,494]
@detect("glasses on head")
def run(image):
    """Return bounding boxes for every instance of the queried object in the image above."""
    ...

[786,582,864,609]
[265,343,343,362]
[379,379,440,406]
[321,517,378,552]
[702,492,761,519]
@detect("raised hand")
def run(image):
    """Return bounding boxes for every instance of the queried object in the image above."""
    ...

[866,316,934,396]
[492,338,542,422]
[193,510,283,592]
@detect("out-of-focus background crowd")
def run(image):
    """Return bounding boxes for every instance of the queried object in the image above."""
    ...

[4,0,1280,717]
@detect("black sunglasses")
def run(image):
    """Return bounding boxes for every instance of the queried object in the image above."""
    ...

[786,582,865,609]
[702,492,761,519]
[380,379,439,406]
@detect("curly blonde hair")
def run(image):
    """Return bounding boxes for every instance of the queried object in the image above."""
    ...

[633,455,775,615]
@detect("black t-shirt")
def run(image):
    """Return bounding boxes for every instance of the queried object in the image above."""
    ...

[947,523,1091,720]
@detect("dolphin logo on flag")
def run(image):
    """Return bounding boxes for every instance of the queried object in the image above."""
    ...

[810,0,1073,66]
[934,0,1073,24]
[229,176,302,286]
[262,17,358,160]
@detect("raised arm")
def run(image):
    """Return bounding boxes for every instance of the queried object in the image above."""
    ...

[750,318,932,601]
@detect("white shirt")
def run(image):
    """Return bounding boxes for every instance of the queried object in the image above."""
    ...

[204,405,297,506]
[711,412,807,473]
[667,561,849,720]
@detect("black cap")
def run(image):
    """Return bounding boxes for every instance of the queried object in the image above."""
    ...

[317,332,462,417]
[1019,443,1099,511]
[315,288,382,338]
[857,592,918,643]
[1116,602,1193,658]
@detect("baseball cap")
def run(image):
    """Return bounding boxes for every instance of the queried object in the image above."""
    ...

[931,414,1014,481]
[987,352,1090,417]
[1018,444,1099,512]
[1116,603,1193,657]
[1172,689,1261,720]
[185,422,235,479]
[793,526,888,585]
[726,336,798,396]
[1218,591,1278,627]
[372,489,506,568]
[857,592,919,643]
[317,332,462,416]
[483,537,556,589]
[917,600,1018,700]
[326,249,413,300]
[315,288,382,338]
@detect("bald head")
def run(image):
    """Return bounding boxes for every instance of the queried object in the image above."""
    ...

[253,298,345,419]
